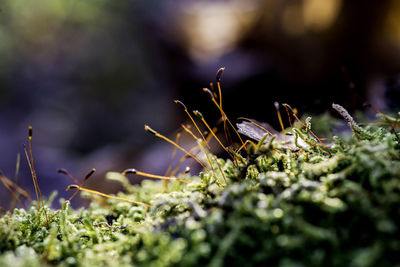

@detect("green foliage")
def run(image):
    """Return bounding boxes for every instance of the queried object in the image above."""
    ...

[1,111,400,266]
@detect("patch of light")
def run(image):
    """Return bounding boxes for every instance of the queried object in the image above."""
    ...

[178,1,260,63]
[282,0,342,37]
[302,0,342,32]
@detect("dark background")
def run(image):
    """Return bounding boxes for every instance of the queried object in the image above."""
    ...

[1,0,400,208]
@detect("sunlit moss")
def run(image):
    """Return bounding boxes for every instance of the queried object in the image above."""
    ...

[1,110,400,266]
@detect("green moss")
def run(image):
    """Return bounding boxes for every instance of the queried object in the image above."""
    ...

[1,108,400,266]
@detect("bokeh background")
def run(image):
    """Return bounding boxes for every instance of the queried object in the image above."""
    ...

[1,0,400,208]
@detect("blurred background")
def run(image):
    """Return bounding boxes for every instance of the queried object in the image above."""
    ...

[1,0,400,208]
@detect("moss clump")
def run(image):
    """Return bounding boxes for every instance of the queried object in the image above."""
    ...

[1,109,400,267]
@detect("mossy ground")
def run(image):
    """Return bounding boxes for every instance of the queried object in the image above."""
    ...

[1,109,400,267]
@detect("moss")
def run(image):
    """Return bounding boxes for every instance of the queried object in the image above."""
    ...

[1,107,400,266]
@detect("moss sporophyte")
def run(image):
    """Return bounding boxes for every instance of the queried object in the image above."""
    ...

[1,68,400,266]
